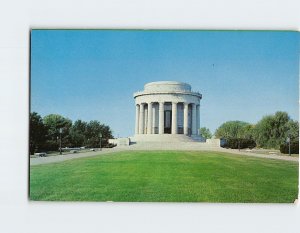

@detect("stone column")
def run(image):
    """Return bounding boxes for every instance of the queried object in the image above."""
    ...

[183,103,189,135]
[152,104,156,134]
[139,103,145,134]
[135,104,140,134]
[144,107,148,133]
[159,102,164,134]
[171,102,177,134]
[196,104,200,135]
[192,103,197,135]
[147,102,153,134]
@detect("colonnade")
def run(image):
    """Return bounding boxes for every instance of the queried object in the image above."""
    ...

[135,102,200,136]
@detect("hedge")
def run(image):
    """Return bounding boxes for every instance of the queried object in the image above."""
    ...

[280,142,299,154]
[221,138,256,149]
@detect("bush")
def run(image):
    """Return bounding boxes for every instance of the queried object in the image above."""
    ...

[222,138,256,149]
[280,142,299,154]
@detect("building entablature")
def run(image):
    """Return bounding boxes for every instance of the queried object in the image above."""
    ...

[134,93,201,106]
[133,91,202,99]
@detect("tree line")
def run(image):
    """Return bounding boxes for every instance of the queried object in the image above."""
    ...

[30,112,113,155]
[200,111,299,152]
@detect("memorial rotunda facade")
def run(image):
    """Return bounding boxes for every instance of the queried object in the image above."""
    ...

[133,81,202,142]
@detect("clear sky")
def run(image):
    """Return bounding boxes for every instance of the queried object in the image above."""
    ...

[31,30,299,137]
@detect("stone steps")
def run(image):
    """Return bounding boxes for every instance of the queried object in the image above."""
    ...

[128,141,221,150]
[130,134,205,143]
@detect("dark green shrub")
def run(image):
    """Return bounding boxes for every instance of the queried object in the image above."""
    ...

[280,141,299,154]
[221,138,256,149]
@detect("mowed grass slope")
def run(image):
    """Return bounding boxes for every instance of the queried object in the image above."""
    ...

[30,151,298,203]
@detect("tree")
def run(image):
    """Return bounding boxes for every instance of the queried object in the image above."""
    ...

[69,120,87,147]
[215,121,252,140]
[43,114,72,150]
[215,121,255,150]
[85,120,113,148]
[253,111,293,149]
[29,112,47,155]
[286,119,299,143]
[199,127,212,139]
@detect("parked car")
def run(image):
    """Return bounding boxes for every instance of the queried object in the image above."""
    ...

[34,152,47,157]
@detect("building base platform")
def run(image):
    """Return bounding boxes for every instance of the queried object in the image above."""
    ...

[109,135,222,149]
[130,134,205,143]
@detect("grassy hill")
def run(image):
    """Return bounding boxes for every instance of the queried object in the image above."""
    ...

[30,151,298,203]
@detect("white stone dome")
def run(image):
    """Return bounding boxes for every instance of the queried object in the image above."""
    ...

[144,81,191,92]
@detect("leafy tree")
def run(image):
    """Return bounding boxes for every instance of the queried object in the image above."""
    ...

[29,112,47,155]
[286,119,299,143]
[85,120,113,148]
[241,124,255,140]
[199,127,212,139]
[215,121,252,140]
[30,111,115,152]
[43,114,72,150]
[215,121,255,150]
[69,120,87,147]
[253,111,298,149]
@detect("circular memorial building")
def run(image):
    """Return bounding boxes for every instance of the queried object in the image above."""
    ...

[132,81,203,142]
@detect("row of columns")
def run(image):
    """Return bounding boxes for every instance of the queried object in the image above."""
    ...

[135,102,200,135]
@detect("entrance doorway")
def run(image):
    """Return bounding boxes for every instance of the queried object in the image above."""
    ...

[164,110,172,134]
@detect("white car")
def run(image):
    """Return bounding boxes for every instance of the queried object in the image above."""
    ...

[34,152,47,157]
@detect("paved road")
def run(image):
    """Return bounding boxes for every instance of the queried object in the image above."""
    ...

[30,148,123,165]
[30,146,298,165]
[220,149,299,162]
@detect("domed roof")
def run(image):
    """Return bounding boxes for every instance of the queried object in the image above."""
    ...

[144,81,191,92]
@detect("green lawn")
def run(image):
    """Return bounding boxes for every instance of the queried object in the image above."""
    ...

[30,151,299,203]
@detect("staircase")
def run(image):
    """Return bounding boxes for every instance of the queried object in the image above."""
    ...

[128,141,221,150]
[130,134,205,143]
[127,134,221,150]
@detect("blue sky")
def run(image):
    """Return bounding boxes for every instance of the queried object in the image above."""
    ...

[31,30,299,137]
